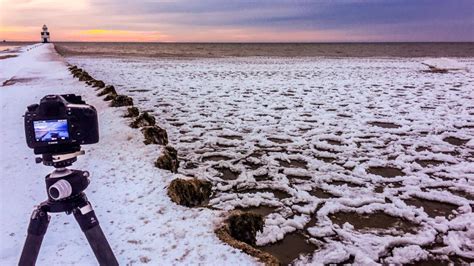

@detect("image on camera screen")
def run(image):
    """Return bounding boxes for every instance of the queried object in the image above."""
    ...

[33,119,70,142]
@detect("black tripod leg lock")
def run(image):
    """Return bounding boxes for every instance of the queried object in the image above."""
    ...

[28,207,50,236]
[73,202,99,231]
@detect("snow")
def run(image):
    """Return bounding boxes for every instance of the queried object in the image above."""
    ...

[0,44,256,265]
[66,54,474,264]
[422,58,469,71]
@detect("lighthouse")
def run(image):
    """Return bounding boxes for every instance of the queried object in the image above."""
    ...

[41,25,50,43]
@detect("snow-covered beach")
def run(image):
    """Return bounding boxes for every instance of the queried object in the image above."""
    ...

[1,43,473,265]
[0,44,256,265]
[65,47,474,264]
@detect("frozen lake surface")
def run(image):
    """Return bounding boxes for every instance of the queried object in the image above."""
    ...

[68,56,474,264]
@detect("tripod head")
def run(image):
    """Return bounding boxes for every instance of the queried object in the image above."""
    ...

[35,149,85,167]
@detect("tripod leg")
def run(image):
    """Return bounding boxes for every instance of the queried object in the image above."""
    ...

[73,202,118,266]
[19,206,50,266]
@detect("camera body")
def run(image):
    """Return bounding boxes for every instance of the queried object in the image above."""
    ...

[24,94,99,155]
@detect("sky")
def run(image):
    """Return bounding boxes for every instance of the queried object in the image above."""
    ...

[0,0,473,42]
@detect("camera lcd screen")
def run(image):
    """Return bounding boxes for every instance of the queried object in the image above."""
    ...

[33,119,70,142]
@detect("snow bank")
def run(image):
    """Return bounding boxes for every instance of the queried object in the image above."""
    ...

[0,44,256,265]
[422,58,468,71]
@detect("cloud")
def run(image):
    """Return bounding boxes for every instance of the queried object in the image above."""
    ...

[1,0,473,41]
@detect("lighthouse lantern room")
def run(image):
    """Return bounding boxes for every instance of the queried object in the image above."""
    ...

[41,25,50,43]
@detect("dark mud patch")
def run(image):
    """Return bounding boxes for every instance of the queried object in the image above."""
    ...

[316,156,336,163]
[323,139,343,146]
[367,166,405,178]
[220,135,243,140]
[214,167,240,180]
[238,189,291,200]
[310,188,336,199]
[2,77,37,86]
[404,197,458,218]
[237,205,278,217]
[287,175,312,181]
[448,189,474,201]
[443,137,469,146]
[416,146,430,152]
[328,180,362,188]
[202,155,232,162]
[369,122,402,129]
[243,161,262,171]
[415,159,446,168]
[0,54,18,60]
[268,137,292,144]
[254,173,272,181]
[330,212,417,234]
[259,233,318,265]
[278,159,307,169]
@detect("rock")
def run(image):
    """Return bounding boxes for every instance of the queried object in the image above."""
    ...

[155,145,177,173]
[228,212,264,246]
[72,69,83,78]
[78,71,93,81]
[92,80,105,88]
[215,222,279,265]
[103,94,116,101]
[124,107,139,117]
[110,95,134,107]
[143,125,168,145]
[97,85,117,97]
[130,112,155,128]
[167,178,212,207]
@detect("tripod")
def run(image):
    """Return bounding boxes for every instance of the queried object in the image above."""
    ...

[19,151,118,266]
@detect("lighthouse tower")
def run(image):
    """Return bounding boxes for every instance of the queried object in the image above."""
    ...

[41,25,50,43]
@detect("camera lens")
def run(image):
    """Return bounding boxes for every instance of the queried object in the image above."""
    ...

[49,179,72,200]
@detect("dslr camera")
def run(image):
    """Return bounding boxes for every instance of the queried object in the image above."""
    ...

[24,94,99,155]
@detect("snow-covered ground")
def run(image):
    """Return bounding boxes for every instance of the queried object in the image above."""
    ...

[67,55,474,264]
[0,44,256,265]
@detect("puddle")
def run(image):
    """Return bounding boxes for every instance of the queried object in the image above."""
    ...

[404,197,458,218]
[237,189,291,200]
[329,212,417,234]
[268,137,292,144]
[443,137,469,146]
[367,167,405,178]
[415,159,445,168]
[202,155,232,162]
[310,188,336,199]
[214,167,240,180]
[278,159,307,169]
[369,122,401,129]
[259,233,318,265]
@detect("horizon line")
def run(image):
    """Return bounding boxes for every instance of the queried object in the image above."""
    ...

[2,40,474,44]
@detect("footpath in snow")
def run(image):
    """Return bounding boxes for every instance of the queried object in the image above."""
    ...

[0,44,255,265]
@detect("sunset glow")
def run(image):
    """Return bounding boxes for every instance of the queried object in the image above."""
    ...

[0,0,473,42]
